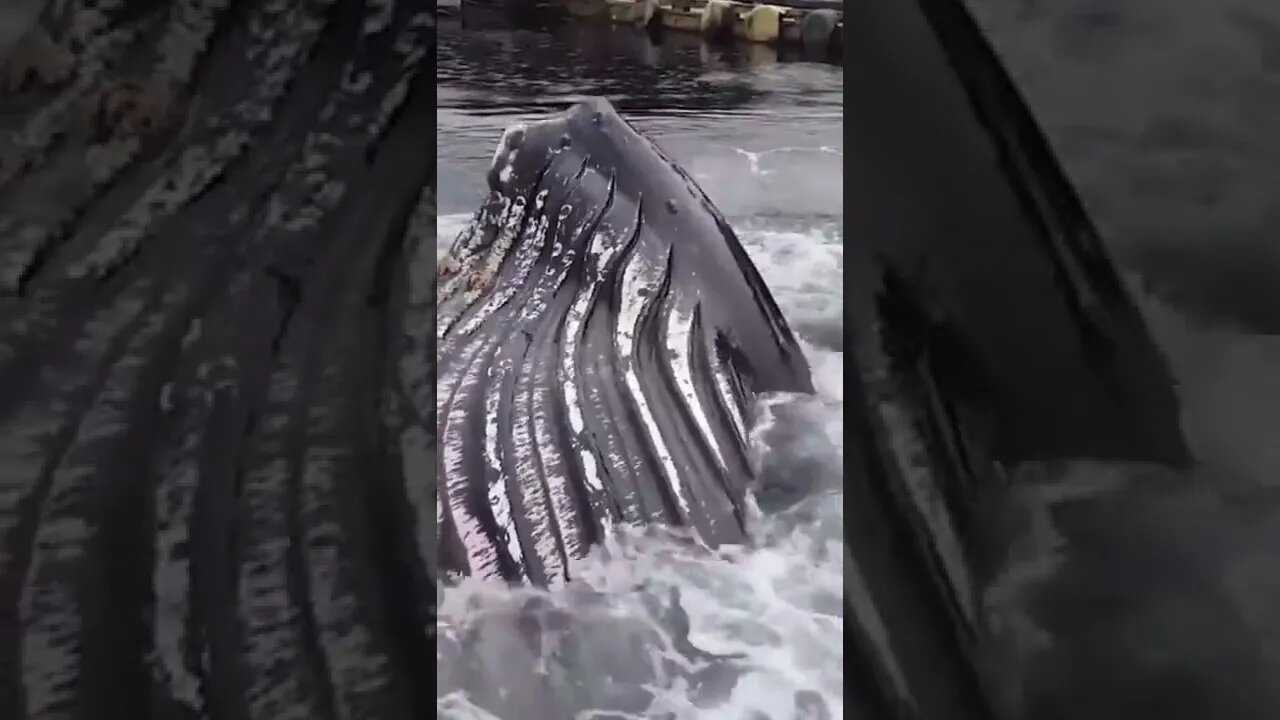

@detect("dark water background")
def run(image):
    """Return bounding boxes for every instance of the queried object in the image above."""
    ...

[968,4,1280,715]
[436,2,1280,718]
[968,0,1280,334]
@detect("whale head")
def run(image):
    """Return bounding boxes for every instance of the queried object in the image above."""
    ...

[435,98,812,585]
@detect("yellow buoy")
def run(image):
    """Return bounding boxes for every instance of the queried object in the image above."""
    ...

[734,4,786,44]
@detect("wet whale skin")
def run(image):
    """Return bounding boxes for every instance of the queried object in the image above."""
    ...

[436,98,814,587]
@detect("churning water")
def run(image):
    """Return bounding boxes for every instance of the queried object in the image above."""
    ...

[435,212,845,720]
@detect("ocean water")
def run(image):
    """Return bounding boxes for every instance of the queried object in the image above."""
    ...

[437,1,1280,717]
[436,18,846,719]
[966,1,1280,714]
[435,215,846,719]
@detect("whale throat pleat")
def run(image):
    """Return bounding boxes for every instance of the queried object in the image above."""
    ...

[439,174,759,582]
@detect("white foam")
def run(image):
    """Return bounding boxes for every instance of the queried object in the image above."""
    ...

[437,209,846,719]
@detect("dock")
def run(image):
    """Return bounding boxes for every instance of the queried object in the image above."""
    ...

[445,0,844,60]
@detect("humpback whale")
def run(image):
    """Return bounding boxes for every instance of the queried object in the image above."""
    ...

[436,97,814,586]
[436,2,1200,711]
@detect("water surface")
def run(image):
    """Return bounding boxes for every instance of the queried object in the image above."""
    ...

[436,3,1280,717]
[437,17,847,720]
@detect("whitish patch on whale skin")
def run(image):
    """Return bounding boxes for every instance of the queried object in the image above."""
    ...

[616,245,691,522]
[666,299,728,475]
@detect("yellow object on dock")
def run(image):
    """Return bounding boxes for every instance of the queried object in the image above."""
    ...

[553,0,843,55]
[732,4,787,44]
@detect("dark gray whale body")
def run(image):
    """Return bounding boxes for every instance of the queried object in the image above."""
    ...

[437,98,813,586]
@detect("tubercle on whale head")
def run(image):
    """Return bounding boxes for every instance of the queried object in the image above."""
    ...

[481,100,641,218]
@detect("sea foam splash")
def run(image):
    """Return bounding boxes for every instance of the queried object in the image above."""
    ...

[435,210,847,720]
[437,220,1280,718]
